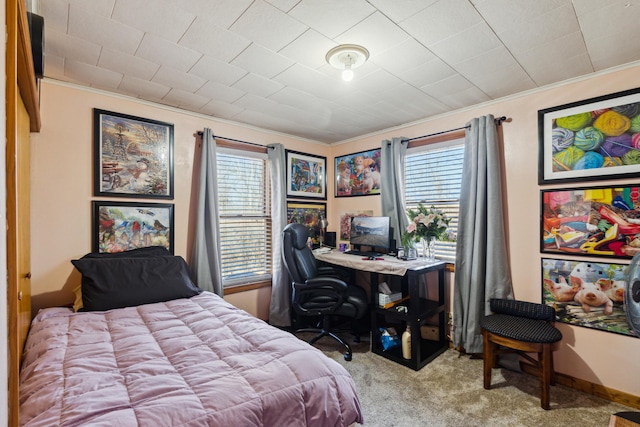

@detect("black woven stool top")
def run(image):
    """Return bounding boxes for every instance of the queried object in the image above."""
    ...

[481,314,562,343]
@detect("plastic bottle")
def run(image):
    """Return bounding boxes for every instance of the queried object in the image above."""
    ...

[402,324,411,359]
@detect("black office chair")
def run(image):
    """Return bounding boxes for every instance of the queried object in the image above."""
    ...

[281,223,368,361]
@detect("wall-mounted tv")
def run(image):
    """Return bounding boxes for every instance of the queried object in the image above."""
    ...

[350,216,391,250]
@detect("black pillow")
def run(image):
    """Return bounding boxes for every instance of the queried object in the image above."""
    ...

[71,256,201,312]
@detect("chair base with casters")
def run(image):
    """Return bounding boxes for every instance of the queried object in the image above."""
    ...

[294,315,358,361]
[480,298,562,410]
[291,283,368,362]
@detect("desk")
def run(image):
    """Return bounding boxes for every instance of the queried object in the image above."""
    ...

[314,251,447,370]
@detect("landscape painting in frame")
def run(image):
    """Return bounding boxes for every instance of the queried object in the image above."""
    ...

[335,148,381,197]
[339,210,373,242]
[541,184,640,259]
[541,258,633,336]
[538,87,640,184]
[285,150,326,200]
[92,201,174,254]
[286,201,326,246]
[94,109,174,198]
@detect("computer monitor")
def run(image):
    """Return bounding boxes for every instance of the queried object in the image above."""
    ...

[350,216,391,252]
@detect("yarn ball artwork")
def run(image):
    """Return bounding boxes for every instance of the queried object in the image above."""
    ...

[593,110,631,136]
[602,156,623,167]
[591,108,610,118]
[633,133,640,149]
[555,112,592,131]
[573,151,604,170]
[630,115,640,133]
[622,149,640,165]
[551,127,575,151]
[574,126,604,151]
[553,145,585,170]
[612,103,640,118]
[600,133,633,158]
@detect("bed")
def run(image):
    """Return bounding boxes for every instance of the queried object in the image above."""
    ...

[18,248,363,426]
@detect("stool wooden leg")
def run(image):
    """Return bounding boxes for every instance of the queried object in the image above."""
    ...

[482,331,495,390]
[539,344,552,410]
[550,350,556,386]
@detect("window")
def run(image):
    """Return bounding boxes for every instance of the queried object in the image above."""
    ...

[217,149,271,287]
[404,139,464,262]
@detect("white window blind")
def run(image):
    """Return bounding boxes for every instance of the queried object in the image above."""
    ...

[217,150,271,287]
[404,140,464,262]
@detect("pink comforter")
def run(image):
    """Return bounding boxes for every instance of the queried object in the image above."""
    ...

[19,292,363,426]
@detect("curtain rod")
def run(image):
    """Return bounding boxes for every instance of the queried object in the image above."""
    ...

[196,131,268,149]
[401,116,509,143]
[198,116,510,146]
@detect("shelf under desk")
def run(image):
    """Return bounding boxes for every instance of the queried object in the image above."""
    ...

[314,251,448,370]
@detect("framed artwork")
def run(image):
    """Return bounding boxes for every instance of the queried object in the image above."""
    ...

[94,109,174,198]
[541,185,640,259]
[339,210,373,241]
[538,87,640,184]
[286,201,326,246]
[285,150,326,199]
[335,148,381,197]
[92,201,174,254]
[541,258,633,336]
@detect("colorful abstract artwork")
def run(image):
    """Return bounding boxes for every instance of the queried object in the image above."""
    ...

[286,202,326,246]
[286,150,326,200]
[541,185,640,259]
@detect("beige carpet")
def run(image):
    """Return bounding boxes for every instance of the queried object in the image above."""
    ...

[308,334,632,427]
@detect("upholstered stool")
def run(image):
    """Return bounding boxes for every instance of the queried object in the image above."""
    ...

[480,298,562,410]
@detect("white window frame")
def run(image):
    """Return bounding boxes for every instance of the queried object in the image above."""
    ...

[217,147,272,288]
[404,138,464,263]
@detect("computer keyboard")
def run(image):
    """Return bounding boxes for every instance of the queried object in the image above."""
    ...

[345,250,382,257]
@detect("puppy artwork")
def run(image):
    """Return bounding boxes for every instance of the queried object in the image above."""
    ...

[360,168,379,194]
[335,149,381,197]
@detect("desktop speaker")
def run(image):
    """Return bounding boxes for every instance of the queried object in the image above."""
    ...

[27,12,45,79]
[325,232,336,248]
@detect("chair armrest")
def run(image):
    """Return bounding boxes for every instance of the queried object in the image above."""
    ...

[317,265,351,282]
[297,276,348,292]
[292,277,348,315]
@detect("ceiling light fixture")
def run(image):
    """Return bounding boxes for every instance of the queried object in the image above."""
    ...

[326,44,369,82]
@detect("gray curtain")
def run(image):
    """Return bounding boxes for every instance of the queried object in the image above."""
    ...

[381,137,409,246]
[190,128,223,296]
[453,115,514,354]
[268,144,290,326]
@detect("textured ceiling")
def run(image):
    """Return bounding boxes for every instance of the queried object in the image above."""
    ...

[34,0,640,144]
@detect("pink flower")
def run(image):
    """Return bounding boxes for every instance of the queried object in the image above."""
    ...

[406,222,416,233]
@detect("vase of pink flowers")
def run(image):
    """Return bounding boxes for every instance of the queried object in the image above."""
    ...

[401,204,451,262]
